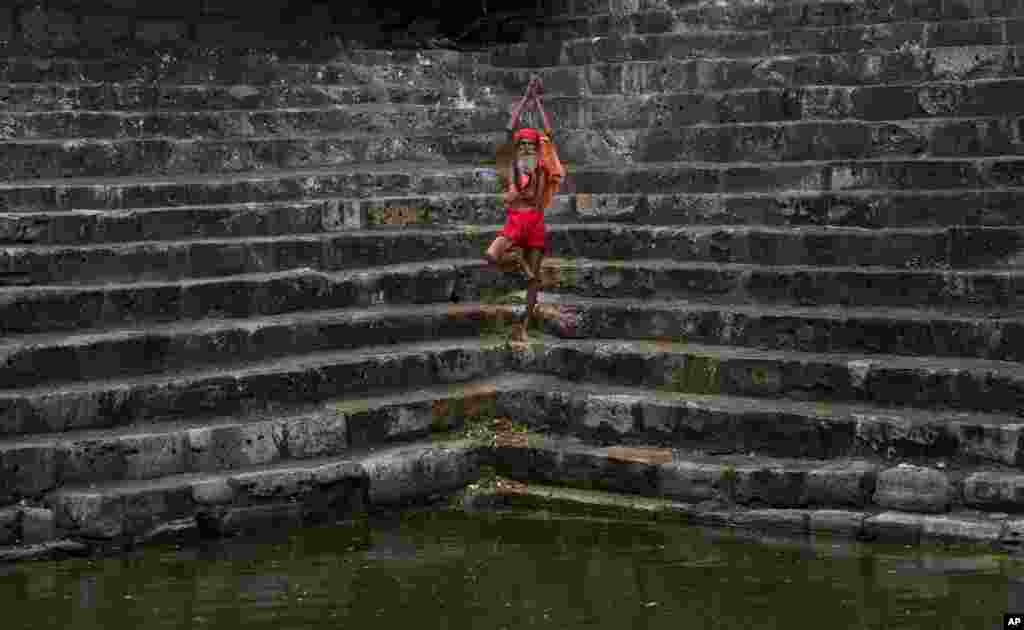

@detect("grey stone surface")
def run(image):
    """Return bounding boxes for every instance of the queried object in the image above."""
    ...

[920,514,1003,544]
[873,465,953,513]
[191,479,236,506]
[864,511,925,544]
[658,461,726,503]
[0,507,20,545]
[809,510,867,537]
[963,472,1024,510]
[52,492,124,539]
[20,508,57,545]
[363,442,479,506]
[726,508,810,534]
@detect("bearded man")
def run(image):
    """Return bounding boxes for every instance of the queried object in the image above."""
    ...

[484,76,565,342]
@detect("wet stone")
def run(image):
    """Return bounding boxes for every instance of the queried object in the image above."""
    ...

[873,464,954,513]
[52,492,125,539]
[363,442,480,506]
[920,514,1004,544]
[727,508,810,534]
[963,472,1024,510]
[0,507,20,545]
[20,507,56,545]
[863,511,924,544]
[191,479,236,506]
[199,503,305,537]
[809,509,867,537]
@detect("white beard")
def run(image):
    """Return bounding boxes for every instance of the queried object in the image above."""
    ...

[516,156,537,173]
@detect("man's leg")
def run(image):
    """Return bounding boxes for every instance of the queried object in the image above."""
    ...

[484,236,512,267]
[514,248,544,341]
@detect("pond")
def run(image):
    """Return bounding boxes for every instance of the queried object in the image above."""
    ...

[0,507,1020,630]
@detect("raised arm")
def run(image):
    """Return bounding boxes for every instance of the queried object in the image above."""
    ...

[506,77,541,141]
[531,79,553,136]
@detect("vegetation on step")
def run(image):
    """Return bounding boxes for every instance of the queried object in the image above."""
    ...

[666,356,721,396]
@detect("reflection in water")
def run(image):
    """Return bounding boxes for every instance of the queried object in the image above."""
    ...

[0,509,1019,630]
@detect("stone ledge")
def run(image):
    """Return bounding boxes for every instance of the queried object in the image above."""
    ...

[460,479,1018,550]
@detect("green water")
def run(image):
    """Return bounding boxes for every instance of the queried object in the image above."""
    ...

[1,509,1020,630]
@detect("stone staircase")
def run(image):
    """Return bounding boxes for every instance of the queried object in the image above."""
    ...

[2,0,1024,558]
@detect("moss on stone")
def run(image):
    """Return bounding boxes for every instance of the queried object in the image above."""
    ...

[667,356,721,395]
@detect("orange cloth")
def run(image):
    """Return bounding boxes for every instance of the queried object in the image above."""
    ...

[506,131,565,212]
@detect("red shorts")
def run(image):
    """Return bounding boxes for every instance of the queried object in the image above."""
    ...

[501,209,546,251]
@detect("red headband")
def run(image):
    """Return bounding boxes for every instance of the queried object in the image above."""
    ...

[513,128,541,143]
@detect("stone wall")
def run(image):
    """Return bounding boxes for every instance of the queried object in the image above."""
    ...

[2,0,509,57]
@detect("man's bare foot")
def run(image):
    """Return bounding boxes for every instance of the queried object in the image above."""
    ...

[518,257,537,281]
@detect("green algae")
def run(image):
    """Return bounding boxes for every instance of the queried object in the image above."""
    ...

[667,356,721,395]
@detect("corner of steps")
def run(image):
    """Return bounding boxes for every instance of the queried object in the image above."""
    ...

[0,436,486,563]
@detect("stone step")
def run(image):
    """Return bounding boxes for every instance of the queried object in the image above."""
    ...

[39,438,480,541]
[472,481,1022,550]
[0,194,519,245]
[493,45,1024,96]
[549,224,1024,269]
[0,259,507,335]
[0,228,498,285]
[570,189,1024,228]
[3,372,1021,514]
[492,432,1024,518]
[3,224,1020,286]
[667,0,1024,31]
[518,2,1024,42]
[568,157,1024,194]
[538,257,1023,311]
[0,302,517,389]
[0,337,506,437]
[492,374,1024,469]
[568,117,1024,165]
[532,294,1024,362]
[0,376,520,504]
[0,54,486,87]
[0,131,501,180]
[8,108,1021,156]
[5,157,1018,213]
[0,201,354,246]
[0,81,463,113]
[5,116,1023,170]
[4,75,1021,132]
[0,105,508,141]
[489,18,1024,67]
[5,188,1015,245]
[556,79,1024,130]
[512,336,1024,414]
[0,163,501,213]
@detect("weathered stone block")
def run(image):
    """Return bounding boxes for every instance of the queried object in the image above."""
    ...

[728,508,809,533]
[658,461,725,503]
[191,479,235,506]
[52,492,125,539]
[920,514,1003,544]
[281,411,348,459]
[0,444,58,504]
[201,503,305,537]
[804,461,878,508]
[1002,519,1024,548]
[873,464,953,513]
[0,507,20,545]
[229,468,315,500]
[582,395,640,435]
[20,507,57,545]
[963,472,1024,510]
[809,509,866,537]
[863,511,924,544]
[363,442,479,506]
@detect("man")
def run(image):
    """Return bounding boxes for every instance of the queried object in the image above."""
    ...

[484,76,565,342]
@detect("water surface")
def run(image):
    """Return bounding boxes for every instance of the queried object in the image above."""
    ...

[1,508,1020,630]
